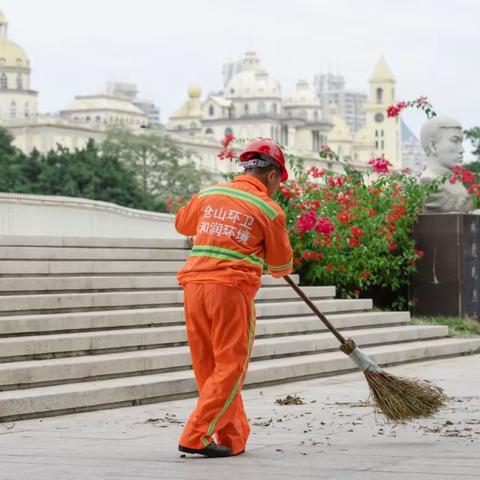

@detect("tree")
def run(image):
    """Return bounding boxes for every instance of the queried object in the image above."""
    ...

[0,127,43,193]
[101,128,211,209]
[34,140,153,209]
[465,127,480,161]
[0,127,152,210]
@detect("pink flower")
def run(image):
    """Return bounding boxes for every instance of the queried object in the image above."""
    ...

[315,217,335,237]
[369,157,392,173]
[296,210,317,233]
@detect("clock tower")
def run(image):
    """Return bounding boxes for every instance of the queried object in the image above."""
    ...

[363,57,401,167]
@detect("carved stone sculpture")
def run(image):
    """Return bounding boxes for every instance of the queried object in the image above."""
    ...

[419,115,473,213]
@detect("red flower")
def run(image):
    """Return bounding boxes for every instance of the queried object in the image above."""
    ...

[279,186,293,199]
[307,166,326,179]
[388,241,398,252]
[315,217,335,237]
[337,210,352,224]
[387,105,401,118]
[360,271,369,279]
[325,263,334,272]
[348,236,361,248]
[461,168,476,184]
[368,209,377,217]
[351,226,364,238]
[369,157,392,173]
[386,101,407,118]
[296,210,317,233]
[302,250,319,261]
[221,133,235,148]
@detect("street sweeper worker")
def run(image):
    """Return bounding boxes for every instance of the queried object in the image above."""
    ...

[175,138,293,458]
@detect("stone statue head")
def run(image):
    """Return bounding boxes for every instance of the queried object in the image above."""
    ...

[420,116,464,171]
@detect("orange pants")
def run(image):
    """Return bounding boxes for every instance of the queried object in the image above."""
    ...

[178,283,256,455]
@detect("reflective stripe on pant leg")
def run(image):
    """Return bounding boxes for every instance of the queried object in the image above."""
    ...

[201,300,256,447]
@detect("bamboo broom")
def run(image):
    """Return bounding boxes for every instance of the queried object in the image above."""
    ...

[284,275,448,422]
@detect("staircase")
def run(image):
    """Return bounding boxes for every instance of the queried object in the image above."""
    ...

[0,235,478,423]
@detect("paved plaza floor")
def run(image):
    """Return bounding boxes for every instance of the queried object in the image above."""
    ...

[0,354,479,480]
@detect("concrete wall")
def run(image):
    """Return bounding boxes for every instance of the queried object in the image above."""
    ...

[0,192,181,239]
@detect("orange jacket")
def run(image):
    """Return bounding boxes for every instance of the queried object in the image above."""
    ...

[175,175,293,298]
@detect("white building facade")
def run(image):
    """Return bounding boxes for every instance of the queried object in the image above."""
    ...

[0,7,409,175]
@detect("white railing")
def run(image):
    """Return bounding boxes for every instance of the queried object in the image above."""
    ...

[0,192,180,238]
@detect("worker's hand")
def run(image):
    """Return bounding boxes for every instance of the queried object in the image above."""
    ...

[186,236,195,248]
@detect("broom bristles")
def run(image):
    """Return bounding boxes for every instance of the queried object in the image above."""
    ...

[340,338,448,422]
[363,369,447,422]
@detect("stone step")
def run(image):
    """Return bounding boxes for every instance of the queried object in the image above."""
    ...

[0,315,412,362]
[0,246,191,261]
[0,337,478,422]
[0,274,300,293]
[0,260,186,276]
[0,298,373,335]
[0,325,447,390]
[0,235,188,249]
[0,286,334,315]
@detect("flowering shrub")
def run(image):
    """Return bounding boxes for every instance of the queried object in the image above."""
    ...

[450,165,480,208]
[387,96,436,119]
[217,133,236,161]
[165,196,186,213]
[276,158,442,309]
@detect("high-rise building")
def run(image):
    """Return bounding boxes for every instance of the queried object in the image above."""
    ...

[107,81,161,125]
[222,59,242,88]
[314,73,367,133]
[401,120,426,174]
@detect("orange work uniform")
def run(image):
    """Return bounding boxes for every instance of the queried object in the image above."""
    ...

[175,174,293,455]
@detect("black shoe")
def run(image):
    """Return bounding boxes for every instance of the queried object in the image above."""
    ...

[178,441,233,458]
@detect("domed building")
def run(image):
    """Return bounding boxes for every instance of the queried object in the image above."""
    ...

[0,10,38,122]
[168,51,403,170]
[168,50,332,153]
[169,84,203,134]
[283,79,330,152]
[60,92,148,127]
[0,8,149,153]
[190,50,286,142]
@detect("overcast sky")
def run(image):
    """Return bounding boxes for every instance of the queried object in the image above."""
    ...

[2,0,479,159]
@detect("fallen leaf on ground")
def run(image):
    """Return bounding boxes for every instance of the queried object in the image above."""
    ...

[275,394,306,406]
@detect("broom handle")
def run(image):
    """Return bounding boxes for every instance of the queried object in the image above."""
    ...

[283,275,347,345]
